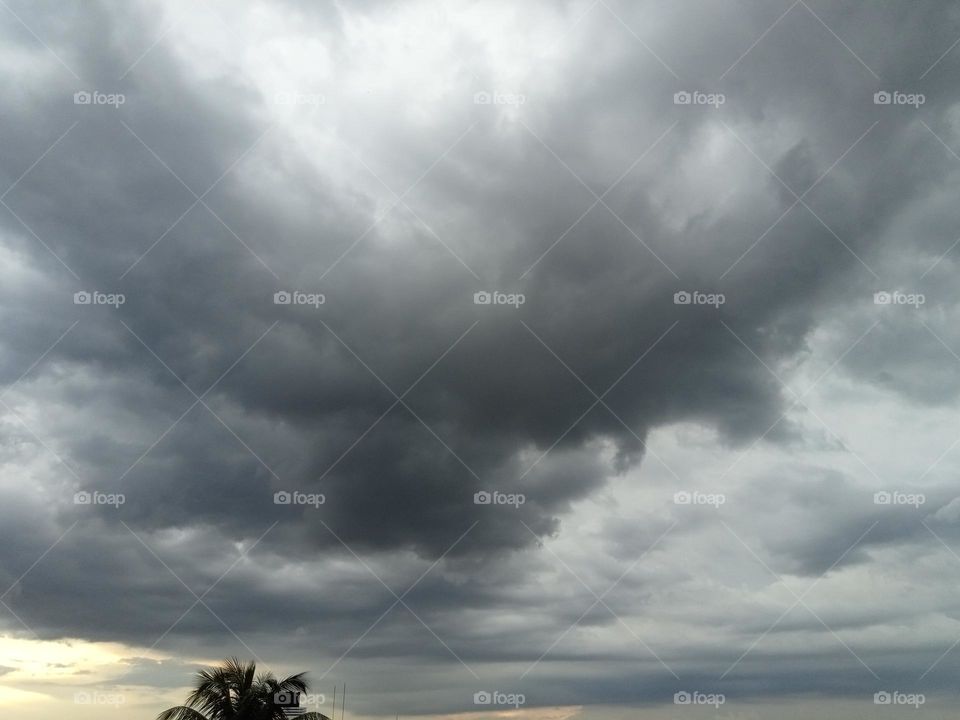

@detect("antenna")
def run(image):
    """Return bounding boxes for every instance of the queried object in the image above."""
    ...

[341,684,346,720]
[331,685,336,720]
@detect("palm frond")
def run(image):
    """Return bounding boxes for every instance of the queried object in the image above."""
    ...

[276,672,309,693]
[187,667,236,719]
[163,659,318,720]
[157,705,212,720]
[255,670,277,688]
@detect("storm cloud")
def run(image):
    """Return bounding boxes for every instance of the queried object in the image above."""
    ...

[2,1,960,718]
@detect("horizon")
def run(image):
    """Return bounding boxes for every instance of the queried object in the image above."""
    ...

[2,1,960,719]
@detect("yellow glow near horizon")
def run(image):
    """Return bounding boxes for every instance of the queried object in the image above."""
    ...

[0,634,195,715]
[0,635,222,719]
[0,683,57,706]
[0,635,158,683]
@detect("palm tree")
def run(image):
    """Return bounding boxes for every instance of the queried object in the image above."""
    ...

[158,658,332,720]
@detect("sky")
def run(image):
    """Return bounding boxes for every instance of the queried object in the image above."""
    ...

[1,0,960,718]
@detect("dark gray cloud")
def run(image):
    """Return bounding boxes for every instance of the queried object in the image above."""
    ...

[2,0,960,717]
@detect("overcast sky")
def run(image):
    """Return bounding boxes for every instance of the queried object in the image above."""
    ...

[2,1,960,719]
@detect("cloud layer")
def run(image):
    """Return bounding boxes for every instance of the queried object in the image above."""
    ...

[2,1,960,718]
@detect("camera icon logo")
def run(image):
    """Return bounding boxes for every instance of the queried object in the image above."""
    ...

[873,91,891,105]
[273,691,299,706]
[74,291,92,305]
[673,91,691,105]
[274,491,292,505]
[873,291,891,305]
[274,291,292,305]
[74,91,92,105]
[74,491,92,505]
[674,691,691,704]
[473,92,492,105]
[673,291,691,305]
[673,491,692,505]
[473,291,492,305]
[474,491,492,505]
[874,691,891,704]
[473,691,492,705]
[874,491,892,505]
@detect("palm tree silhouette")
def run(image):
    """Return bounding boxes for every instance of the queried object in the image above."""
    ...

[158,658,332,720]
